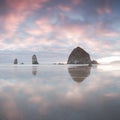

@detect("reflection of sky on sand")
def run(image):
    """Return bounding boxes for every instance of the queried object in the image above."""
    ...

[98,64,120,71]
[0,65,120,120]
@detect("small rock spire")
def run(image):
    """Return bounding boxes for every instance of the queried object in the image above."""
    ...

[32,54,39,64]
[14,58,18,64]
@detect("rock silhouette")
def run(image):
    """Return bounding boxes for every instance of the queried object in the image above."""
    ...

[67,47,91,64]
[68,66,91,83]
[91,60,98,64]
[14,58,18,64]
[32,55,39,64]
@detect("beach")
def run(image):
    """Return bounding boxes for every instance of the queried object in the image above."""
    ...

[0,64,119,120]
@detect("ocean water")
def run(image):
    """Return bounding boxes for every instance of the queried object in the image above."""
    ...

[0,64,120,120]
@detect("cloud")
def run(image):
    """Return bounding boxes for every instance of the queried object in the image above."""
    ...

[96,0,111,15]
[5,0,49,12]
[71,0,82,5]
[4,13,25,34]
[0,0,120,63]
[0,0,50,35]
[57,5,72,12]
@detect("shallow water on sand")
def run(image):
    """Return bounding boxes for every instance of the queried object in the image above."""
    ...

[0,64,120,120]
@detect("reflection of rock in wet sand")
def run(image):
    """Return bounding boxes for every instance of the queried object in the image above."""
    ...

[68,66,91,83]
[32,66,37,75]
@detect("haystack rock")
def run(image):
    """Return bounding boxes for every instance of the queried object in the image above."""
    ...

[14,58,18,64]
[32,55,39,64]
[67,47,91,64]
[91,60,98,64]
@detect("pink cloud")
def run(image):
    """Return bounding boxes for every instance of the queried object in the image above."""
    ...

[25,18,114,54]
[25,17,53,37]
[4,13,25,33]
[97,7,111,15]
[97,0,111,15]
[58,5,72,12]
[7,0,49,12]
[95,22,119,37]
[1,0,50,39]
[0,8,118,57]
[71,0,82,5]
[26,29,43,36]
[36,18,52,33]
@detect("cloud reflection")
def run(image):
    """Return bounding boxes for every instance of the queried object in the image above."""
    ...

[0,65,120,120]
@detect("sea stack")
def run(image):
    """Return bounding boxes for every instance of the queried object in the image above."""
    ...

[91,60,98,64]
[14,58,18,64]
[32,55,39,64]
[67,47,91,64]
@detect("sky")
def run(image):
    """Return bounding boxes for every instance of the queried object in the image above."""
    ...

[0,0,120,64]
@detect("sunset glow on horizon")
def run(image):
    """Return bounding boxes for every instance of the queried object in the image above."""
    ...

[97,56,120,64]
[0,0,120,63]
